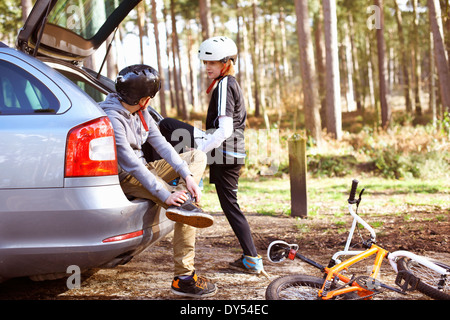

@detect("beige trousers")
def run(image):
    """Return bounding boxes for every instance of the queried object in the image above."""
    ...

[120,149,207,277]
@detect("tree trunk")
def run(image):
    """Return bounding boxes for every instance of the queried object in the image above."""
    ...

[314,8,326,124]
[366,38,376,110]
[199,0,213,40]
[279,7,290,82]
[151,0,167,117]
[169,2,181,116]
[21,0,32,23]
[162,5,175,111]
[106,34,117,79]
[242,17,255,114]
[236,1,242,84]
[251,0,261,117]
[343,21,356,112]
[170,0,188,119]
[430,30,437,126]
[186,22,199,113]
[260,13,269,129]
[323,0,342,140]
[394,1,413,113]
[349,14,362,111]
[375,0,391,129]
[429,0,450,113]
[444,0,450,69]
[294,0,322,147]
[271,14,282,127]
[136,2,145,64]
[199,0,213,108]
[412,0,422,115]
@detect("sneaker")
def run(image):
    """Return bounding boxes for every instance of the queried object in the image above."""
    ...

[166,194,214,228]
[229,254,264,274]
[171,272,218,298]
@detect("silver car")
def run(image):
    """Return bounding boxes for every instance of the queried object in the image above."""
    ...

[0,0,171,282]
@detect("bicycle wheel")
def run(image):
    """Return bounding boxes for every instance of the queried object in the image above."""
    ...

[265,274,359,300]
[265,275,323,300]
[397,257,450,300]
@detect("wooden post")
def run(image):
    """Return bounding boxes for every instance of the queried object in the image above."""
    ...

[288,137,308,218]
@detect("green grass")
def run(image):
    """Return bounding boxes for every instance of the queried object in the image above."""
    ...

[201,176,450,218]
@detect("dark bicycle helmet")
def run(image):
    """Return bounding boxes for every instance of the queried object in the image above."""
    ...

[115,64,161,105]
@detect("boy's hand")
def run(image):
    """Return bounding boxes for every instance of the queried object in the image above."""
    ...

[185,175,202,203]
[165,190,188,207]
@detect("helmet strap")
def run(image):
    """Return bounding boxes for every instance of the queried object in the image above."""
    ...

[206,63,231,94]
[137,97,151,132]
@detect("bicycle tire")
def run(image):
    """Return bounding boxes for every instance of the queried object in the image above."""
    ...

[265,274,359,300]
[397,257,450,300]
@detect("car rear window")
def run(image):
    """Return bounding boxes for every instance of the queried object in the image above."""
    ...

[0,60,60,114]
[60,70,107,102]
[48,0,120,40]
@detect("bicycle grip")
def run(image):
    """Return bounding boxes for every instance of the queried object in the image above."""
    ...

[348,179,359,204]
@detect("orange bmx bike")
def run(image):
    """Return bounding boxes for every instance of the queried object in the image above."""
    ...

[266,180,450,300]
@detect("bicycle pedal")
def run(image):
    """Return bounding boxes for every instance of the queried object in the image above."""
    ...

[395,270,420,292]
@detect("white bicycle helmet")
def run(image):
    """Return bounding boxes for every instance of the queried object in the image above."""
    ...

[198,36,238,64]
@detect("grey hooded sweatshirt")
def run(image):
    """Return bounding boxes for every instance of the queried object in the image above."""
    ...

[99,93,191,203]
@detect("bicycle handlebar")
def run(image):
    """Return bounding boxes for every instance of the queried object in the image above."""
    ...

[348,179,359,204]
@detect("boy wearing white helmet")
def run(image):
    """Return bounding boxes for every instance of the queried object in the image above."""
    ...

[159,36,265,277]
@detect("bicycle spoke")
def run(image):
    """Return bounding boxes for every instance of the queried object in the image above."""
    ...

[408,261,449,293]
[278,283,320,300]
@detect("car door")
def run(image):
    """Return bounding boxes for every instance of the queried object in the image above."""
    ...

[0,52,73,189]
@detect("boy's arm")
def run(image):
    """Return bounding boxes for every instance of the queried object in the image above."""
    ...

[196,76,235,153]
[110,116,172,203]
[195,116,233,153]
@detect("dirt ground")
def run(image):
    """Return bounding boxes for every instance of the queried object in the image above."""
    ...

[0,193,448,301]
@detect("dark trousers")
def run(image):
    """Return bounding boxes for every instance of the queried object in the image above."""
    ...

[159,118,258,257]
[210,163,257,257]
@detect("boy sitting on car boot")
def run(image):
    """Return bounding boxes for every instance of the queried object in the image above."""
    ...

[100,64,216,298]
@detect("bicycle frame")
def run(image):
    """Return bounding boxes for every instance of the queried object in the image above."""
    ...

[332,203,448,278]
[331,204,376,263]
[319,244,389,300]
[318,246,450,300]
[388,250,449,275]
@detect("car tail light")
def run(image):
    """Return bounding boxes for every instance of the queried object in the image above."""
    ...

[65,117,118,177]
[102,230,144,243]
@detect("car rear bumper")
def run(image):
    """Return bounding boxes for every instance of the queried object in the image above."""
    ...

[0,183,174,281]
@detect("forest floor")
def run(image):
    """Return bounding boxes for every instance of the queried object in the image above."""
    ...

[1,179,448,301]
